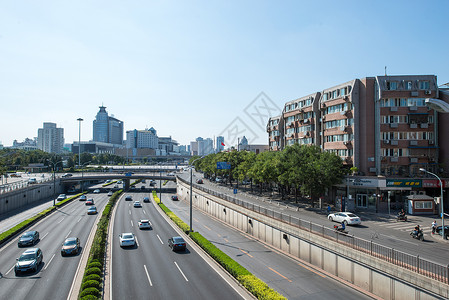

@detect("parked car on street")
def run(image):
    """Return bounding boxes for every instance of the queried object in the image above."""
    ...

[327,212,361,225]
[18,231,40,247]
[435,225,449,238]
[61,237,80,256]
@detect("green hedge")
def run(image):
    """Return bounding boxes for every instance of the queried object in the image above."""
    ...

[83,274,101,283]
[82,280,100,290]
[80,295,98,300]
[79,287,100,298]
[102,180,117,187]
[0,192,86,245]
[153,191,286,299]
[78,189,123,298]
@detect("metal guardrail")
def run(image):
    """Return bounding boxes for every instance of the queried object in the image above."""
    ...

[0,176,56,194]
[178,176,449,284]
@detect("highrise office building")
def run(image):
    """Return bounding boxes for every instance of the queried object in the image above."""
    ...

[216,136,225,153]
[93,105,123,145]
[37,122,64,153]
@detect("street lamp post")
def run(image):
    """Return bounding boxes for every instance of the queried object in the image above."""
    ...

[159,169,162,204]
[420,168,445,240]
[47,159,63,206]
[81,161,91,193]
[189,156,204,232]
[77,118,83,169]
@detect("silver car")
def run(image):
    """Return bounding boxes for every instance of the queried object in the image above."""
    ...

[119,233,136,247]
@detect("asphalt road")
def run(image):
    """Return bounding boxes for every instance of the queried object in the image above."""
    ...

[0,192,110,300]
[180,172,449,266]
[161,182,372,300]
[110,188,244,300]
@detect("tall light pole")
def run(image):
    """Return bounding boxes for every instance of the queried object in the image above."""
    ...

[81,161,91,193]
[420,168,445,240]
[189,156,204,232]
[77,118,83,169]
[47,159,63,206]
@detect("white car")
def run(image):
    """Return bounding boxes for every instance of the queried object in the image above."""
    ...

[119,233,136,247]
[138,219,152,229]
[79,195,87,201]
[108,191,113,196]
[93,189,100,193]
[328,212,361,225]
[133,201,142,208]
[57,194,67,201]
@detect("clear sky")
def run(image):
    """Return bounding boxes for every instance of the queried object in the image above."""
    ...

[1,1,448,147]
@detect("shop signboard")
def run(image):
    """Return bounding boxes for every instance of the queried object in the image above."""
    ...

[386,179,422,188]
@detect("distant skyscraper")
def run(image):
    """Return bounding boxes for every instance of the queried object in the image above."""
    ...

[37,122,64,153]
[93,105,123,145]
[216,136,225,153]
[126,129,159,149]
[238,136,249,151]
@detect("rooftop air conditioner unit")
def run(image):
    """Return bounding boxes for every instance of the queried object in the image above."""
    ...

[410,191,417,196]
[418,191,426,195]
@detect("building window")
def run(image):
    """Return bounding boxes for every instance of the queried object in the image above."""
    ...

[415,201,433,209]
[405,81,413,90]
[419,81,430,90]
[387,81,397,90]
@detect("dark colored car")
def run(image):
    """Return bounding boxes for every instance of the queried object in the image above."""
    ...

[196,179,203,184]
[18,231,39,247]
[125,195,132,201]
[140,185,146,190]
[168,236,186,252]
[435,225,449,238]
[61,237,80,256]
[15,248,43,275]
[143,197,150,203]
[171,195,179,201]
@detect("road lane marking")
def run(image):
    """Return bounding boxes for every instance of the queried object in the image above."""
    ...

[224,238,229,243]
[131,220,134,227]
[194,218,199,222]
[6,264,15,275]
[77,217,82,223]
[143,265,153,286]
[129,210,131,215]
[156,234,164,244]
[174,262,188,281]
[203,224,212,231]
[217,233,222,237]
[268,267,292,282]
[296,262,326,278]
[65,230,72,239]
[58,217,65,224]
[143,209,146,214]
[44,253,56,270]
[136,237,139,247]
[239,249,253,258]
[41,232,49,240]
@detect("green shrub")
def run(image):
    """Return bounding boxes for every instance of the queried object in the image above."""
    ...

[79,287,100,298]
[80,295,98,300]
[87,262,102,269]
[85,267,102,276]
[81,280,100,290]
[83,274,101,283]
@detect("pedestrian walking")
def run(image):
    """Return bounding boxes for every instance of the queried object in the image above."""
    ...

[432,220,437,234]
[327,204,331,214]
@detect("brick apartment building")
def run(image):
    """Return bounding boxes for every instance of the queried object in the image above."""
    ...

[268,75,449,213]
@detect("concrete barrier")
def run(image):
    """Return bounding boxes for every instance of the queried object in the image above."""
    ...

[177,180,449,300]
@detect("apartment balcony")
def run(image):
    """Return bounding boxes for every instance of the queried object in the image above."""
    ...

[409,140,418,146]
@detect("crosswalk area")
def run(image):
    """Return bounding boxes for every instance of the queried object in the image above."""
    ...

[377,221,431,234]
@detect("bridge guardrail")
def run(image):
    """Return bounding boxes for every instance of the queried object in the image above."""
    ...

[178,176,449,284]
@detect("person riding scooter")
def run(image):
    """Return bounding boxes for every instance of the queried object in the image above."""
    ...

[396,209,407,221]
[334,221,346,232]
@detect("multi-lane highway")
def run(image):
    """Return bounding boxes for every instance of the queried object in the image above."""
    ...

[0,192,110,300]
[110,187,247,299]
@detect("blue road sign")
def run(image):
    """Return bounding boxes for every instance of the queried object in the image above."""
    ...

[125,172,132,176]
[233,188,238,194]
[217,162,231,170]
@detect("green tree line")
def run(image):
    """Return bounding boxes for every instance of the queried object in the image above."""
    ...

[190,144,348,204]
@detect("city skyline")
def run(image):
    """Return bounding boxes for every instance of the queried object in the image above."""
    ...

[1,1,448,146]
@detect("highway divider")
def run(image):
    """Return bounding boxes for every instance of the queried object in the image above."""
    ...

[151,190,285,300]
[0,192,86,247]
[78,189,123,300]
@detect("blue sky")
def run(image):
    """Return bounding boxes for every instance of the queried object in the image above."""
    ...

[1,1,448,147]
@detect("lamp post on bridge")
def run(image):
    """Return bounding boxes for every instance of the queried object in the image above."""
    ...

[47,159,63,206]
[81,161,91,193]
[189,156,204,232]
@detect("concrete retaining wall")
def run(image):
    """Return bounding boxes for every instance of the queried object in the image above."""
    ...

[177,180,449,300]
[0,181,64,215]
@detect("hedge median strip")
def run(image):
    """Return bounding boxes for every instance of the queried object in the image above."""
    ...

[0,192,86,246]
[78,190,122,300]
[151,190,286,300]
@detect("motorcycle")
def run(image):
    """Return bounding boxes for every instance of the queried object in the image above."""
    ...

[333,225,348,234]
[396,214,407,222]
[410,229,424,241]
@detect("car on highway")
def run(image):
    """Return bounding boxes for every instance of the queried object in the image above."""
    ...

[328,212,361,225]
[215,177,223,183]
[93,189,101,193]
[171,195,179,201]
[168,236,186,252]
[168,172,175,176]
[10,173,21,177]
[79,195,87,201]
[108,190,113,196]
[119,233,136,247]
[87,206,97,215]
[57,194,67,201]
[149,180,156,186]
[15,248,43,275]
[140,185,146,190]
[125,195,132,201]
[18,231,40,247]
[117,180,123,184]
[196,179,203,184]
[114,184,119,188]
[133,201,142,208]
[105,179,111,183]
[130,185,136,189]
[62,173,72,178]
[85,199,94,205]
[143,197,150,203]
[61,237,80,256]
[138,219,152,229]
[28,178,37,184]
